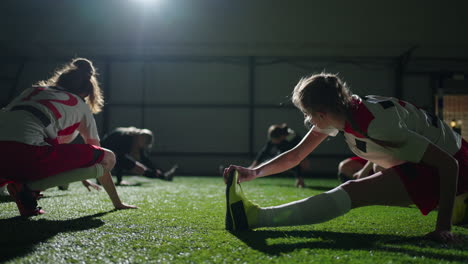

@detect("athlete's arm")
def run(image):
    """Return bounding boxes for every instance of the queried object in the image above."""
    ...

[420,143,459,241]
[253,129,328,178]
[224,129,328,183]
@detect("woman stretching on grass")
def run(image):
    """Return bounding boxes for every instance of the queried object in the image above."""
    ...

[0,58,137,216]
[224,72,468,242]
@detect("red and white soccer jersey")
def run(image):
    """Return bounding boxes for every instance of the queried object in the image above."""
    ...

[0,86,104,185]
[313,95,467,215]
[0,86,99,145]
[313,95,462,168]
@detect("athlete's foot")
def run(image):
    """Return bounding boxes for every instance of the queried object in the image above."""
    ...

[7,183,45,217]
[453,192,468,225]
[116,180,132,186]
[163,165,178,181]
[58,184,69,191]
[295,178,305,188]
[225,170,260,231]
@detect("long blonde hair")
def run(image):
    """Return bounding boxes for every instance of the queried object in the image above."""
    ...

[36,58,104,113]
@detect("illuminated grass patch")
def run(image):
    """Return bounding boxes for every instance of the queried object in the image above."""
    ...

[1,176,467,263]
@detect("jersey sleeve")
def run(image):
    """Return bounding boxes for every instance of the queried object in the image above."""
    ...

[77,110,100,142]
[367,106,429,163]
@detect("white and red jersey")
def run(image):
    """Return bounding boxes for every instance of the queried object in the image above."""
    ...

[0,86,99,146]
[313,95,462,169]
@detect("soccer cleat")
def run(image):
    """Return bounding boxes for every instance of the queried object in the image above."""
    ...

[225,170,259,231]
[452,192,468,225]
[7,183,45,217]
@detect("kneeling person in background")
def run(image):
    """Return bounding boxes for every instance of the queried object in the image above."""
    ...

[101,127,177,185]
[250,123,308,188]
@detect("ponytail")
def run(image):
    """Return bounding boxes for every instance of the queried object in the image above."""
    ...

[36,58,104,113]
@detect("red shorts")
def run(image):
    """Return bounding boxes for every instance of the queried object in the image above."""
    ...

[350,156,368,166]
[393,138,468,215]
[0,141,105,186]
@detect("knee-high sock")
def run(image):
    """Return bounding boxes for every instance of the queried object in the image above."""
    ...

[254,186,351,228]
[26,164,104,191]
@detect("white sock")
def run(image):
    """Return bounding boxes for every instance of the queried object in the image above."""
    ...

[255,186,351,228]
[26,164,104,191]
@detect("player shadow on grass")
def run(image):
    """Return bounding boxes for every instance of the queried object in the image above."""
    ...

[0,211,114,262]
[0,193,70,204]
[113,176,159,187]
[116,182,145,187]
[231,230,467,262]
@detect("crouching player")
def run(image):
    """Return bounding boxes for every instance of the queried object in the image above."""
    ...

[224,73,468,242]
[0,58,137,216]
[101,126,177,185]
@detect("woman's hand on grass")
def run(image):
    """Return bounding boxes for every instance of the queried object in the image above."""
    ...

[425,230,464,243]
[114,203,138,210]
[82,180,101,191]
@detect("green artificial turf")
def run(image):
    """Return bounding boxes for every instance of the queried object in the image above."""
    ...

[0,176,467,263]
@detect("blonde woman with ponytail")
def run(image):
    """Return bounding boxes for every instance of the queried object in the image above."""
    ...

[225,72,467,243]
[0,58,136,217]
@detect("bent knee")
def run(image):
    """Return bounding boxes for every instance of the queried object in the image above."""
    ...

[338,159,358,176]
[100,149,116,171]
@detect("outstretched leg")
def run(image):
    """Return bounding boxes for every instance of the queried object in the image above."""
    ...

[341,169,412,208]
[226,168,412,231]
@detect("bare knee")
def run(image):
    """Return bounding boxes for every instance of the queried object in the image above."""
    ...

[338,158,360,176]
[100,149,116,171]
[337,160,347,174]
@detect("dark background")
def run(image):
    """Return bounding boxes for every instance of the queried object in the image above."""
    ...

[1,0,467,175]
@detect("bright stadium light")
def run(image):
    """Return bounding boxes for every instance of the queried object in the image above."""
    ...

[129,0,163,9]
[131,0,159,4]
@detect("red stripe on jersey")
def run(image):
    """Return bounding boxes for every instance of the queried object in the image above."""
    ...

[344,122,365,138]
[21,87,79,120]
[344,98,374,138]
[398,100,406,107]
[38,93,78,120]
[58,122,80,136]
